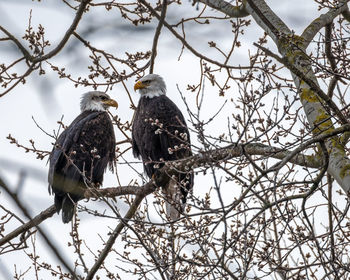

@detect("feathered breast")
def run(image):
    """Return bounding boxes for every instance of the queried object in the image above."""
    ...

[132,95,192,177]
[48,111,115,197]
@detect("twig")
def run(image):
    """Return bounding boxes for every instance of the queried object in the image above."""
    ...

[301,141,340,278]
[324,23,342,98]
[253,42,348,125]
[0,26,31,59]
[0,205,56,247]
[85,195,144,280]
[0,177,80,279]
[4,124,350,248]
[34,0,91,62]
[0,63,36,98]
[139,0,252,70]
[0,0,91,64]
[0,0,91,97]
[149,0,167,74]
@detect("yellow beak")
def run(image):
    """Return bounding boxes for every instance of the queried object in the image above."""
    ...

[103,99,118,109]
[134,80,146,91]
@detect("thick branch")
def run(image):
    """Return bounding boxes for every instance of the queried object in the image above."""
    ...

[2,121,350,258]
[89,126,350,199]
[245,0,291,42]
[195,0,249,18]
[3,134,339,247]
[85,180,157,199]
[301,1,349,48]
[241,0,350,193]
[0,205,56,247]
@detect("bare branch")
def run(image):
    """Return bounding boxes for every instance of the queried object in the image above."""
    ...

[0,205,56,247]
[0,177,79,279]
[301,1,349,48]
[0,0,91,63]
[85,195,144,280]
[195,0,249,18]
[139,0,252,70]
[254,43,348,125]
[33,0,91,63]
[149,0,167,74]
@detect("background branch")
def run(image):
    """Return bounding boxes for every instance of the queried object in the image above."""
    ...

[0,177,79,279]
[85,195,144,280]
[149,0,167,74]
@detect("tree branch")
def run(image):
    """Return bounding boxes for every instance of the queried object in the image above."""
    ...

[0,63,36,98]
[33,0,91,62]
[85,194,144,280]
[0,205,56,247]
[0,0,91,63]
[301,1,349,49]
[0,177,79,279]
[342,7,350,21]
[195,0,249,18]
[3,133,339,248]
[2,121,349,274]
[149,0,167,74]
[139,0,251,70]
[245,0,291,42]
[240,0,350,194]
[254,43,348,125]
[0,26,32,59]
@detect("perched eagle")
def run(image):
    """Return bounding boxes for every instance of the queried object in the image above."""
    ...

[48,91,118,223]
[132,74,193,220]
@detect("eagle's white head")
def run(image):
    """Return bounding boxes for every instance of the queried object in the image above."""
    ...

[134,74,167,98]
[80,91,118,112]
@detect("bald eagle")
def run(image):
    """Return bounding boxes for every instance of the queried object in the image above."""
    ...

[48,91,118,223]
[132,74,193,220]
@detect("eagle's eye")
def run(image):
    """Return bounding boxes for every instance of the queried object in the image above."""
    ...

[100,95,108,101]
[143,80,151,84]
